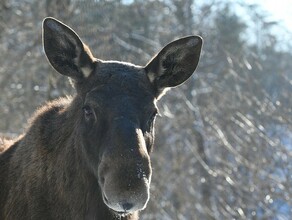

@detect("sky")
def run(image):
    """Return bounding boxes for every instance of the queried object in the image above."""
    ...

[247,0,292,32]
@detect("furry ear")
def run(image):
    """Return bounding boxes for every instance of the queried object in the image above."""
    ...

[145,36,202,98]
[43,17,95,80]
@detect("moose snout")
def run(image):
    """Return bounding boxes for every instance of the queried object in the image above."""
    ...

[99,158,151,213]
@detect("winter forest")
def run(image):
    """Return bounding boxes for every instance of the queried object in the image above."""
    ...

[0,0,291,219]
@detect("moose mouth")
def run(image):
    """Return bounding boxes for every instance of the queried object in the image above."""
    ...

[102,192,132,216]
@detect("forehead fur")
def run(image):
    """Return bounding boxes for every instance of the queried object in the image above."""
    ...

[84,60,155,97]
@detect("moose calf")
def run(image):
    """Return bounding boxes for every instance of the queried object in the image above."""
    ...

[0,17,202,219]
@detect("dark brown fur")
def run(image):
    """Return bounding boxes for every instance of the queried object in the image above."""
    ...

[0,18,202,220]
[0,98,135,219]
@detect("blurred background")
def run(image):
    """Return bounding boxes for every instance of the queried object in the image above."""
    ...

[0,0,291,219]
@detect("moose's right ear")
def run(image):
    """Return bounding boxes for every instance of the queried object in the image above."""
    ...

[43,17,95,80]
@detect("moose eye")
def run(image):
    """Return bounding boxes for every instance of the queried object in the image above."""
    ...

[82,105,94,119]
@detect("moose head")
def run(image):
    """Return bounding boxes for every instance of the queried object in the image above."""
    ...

[42,17,202,216]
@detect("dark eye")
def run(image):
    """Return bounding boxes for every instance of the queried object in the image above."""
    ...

[82,105,94,119]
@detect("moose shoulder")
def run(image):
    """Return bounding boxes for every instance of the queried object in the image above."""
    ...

[0,17,202,220]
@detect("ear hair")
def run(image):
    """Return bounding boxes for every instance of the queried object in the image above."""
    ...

[145,36,203,98]
[43,17,95,80]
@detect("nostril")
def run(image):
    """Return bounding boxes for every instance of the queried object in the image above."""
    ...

[122,202,134,211]
[103,194,109,203]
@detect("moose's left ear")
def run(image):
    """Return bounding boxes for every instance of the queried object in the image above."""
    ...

[43,17,95,80]
[145,36,202,97]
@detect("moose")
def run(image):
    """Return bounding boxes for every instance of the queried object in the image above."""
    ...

[0,17,202,219]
